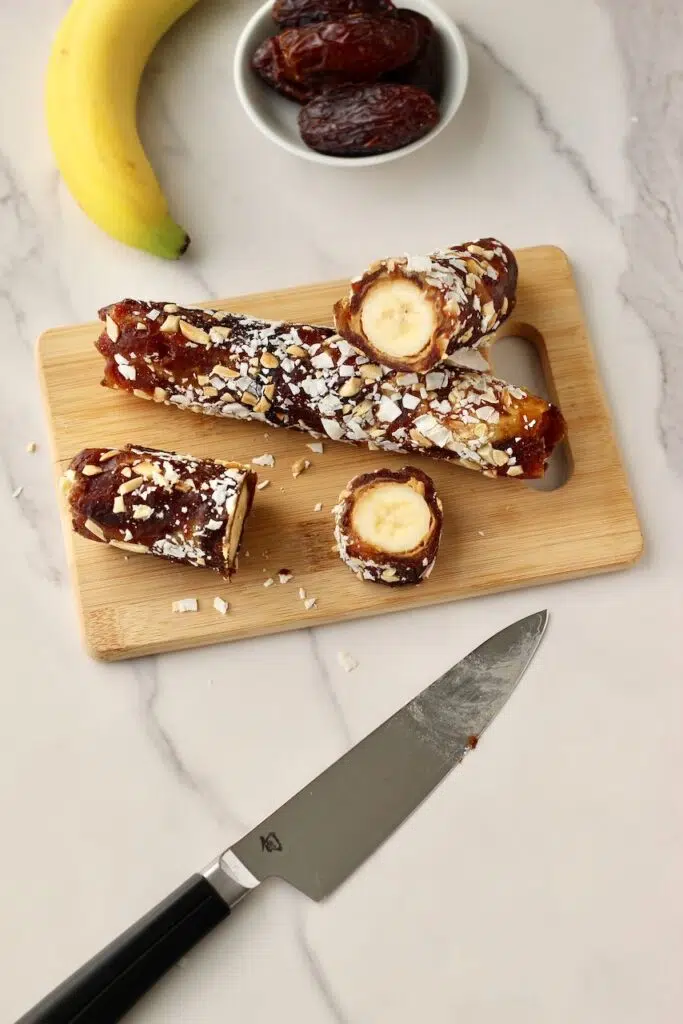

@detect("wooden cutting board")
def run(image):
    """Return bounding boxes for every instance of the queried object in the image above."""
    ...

[38,246,642,660]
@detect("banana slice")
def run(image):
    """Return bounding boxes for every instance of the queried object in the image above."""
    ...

[334,239,518,373]
[360,279,437,359]
[351,481,433,554]
[333,466,443,585]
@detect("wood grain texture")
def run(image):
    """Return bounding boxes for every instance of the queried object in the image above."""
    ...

[37,246,643,660]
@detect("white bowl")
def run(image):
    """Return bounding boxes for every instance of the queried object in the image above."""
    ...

[233,0,469,167]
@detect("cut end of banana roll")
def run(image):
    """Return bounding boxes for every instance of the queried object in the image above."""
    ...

[335,272,445,373]
[63,446,257,578]
[333,466,443,585]
[334,240,518,373]
[222,479,253,568]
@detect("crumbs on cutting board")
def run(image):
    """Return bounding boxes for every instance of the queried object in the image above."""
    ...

[297,586,317,610]
[291,458,311,478]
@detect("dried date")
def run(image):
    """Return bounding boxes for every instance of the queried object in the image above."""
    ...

[252,16,419,102]
[272,0,395,29]
[299,82,440,156]
[252,42,317,102]
[385,10,443,100]
[397,8,432,49]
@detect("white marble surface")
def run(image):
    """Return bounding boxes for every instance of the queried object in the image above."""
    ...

[1,0,682,1021]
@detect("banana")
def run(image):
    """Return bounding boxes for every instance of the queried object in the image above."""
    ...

[333,467,444,586]
[359,278,437,359]
[351,481,433,554]
[46,0,197,259]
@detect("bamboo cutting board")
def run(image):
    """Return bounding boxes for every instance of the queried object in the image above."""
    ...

[38,246,642,660]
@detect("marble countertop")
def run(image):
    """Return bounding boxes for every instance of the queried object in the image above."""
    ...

[2,1,682,1021]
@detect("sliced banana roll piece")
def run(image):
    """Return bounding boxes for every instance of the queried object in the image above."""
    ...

[334,239,517,373]
[333,466,443,585]
[60,445,257,577]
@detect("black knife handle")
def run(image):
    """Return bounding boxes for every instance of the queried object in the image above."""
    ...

[16,874,230,1024]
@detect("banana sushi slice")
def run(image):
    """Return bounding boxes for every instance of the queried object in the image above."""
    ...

[334,239,517,373]
[333,466,443,585]
[60,445,257,577]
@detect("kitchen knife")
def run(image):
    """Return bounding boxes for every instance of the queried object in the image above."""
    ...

[18,610,547,1024]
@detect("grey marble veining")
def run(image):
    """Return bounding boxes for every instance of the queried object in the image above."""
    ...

[295,906,350,1024]
[461,24,616,221]
[133,657,238,827]
[307,629,354,747]
[601,0,683,475]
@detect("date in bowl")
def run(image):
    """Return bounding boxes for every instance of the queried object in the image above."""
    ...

[233,0,469,166]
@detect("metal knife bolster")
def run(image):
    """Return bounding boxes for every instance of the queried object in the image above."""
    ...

[202,849,260,909]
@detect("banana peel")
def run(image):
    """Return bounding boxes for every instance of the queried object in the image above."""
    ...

[46,0,197,259]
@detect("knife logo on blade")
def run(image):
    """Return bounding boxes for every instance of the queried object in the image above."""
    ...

[260,832,283,853]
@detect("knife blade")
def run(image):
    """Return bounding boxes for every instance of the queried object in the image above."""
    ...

[18,611,547,1024]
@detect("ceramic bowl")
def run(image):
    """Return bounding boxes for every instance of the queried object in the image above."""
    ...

[233,0,469,167]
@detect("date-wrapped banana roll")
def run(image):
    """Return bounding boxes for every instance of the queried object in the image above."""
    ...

[60,445,256,576]
[333,466,443,585]
[97,300,564,479]
[333,239,518,373]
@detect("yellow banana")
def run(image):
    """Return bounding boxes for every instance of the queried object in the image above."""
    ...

[46,0,198,259]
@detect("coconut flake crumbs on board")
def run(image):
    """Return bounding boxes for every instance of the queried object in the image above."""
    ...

[213,597,229,615]
[298,587,307,600]
[337,651,358,673]
[256,479,270,490]
[291,458,311,478]
[251,454,275,467]
[172,598,198,613]
[304,597,317,611]
[278,571,293,584]
[263,577,275,588]
[307,442,324,454]
[313,501,323,512]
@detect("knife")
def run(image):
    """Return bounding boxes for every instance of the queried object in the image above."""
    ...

[18,610,547,1024]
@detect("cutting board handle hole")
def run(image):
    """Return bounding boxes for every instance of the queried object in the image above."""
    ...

[490,325,572,492]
